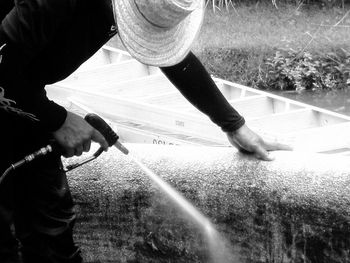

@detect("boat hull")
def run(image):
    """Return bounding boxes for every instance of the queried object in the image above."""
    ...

[66,145,350,262]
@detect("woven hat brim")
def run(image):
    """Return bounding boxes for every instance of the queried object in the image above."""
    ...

[115,0,204,67]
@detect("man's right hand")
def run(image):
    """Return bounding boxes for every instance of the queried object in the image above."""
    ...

[52,111,109,157]
[226,124,292,161]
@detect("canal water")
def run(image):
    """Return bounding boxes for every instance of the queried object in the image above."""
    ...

[272,88,350,116]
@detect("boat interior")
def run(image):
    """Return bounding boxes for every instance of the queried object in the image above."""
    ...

[46,46,350,155]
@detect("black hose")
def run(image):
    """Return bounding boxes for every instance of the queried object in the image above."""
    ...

[0,166,14,185]
[0,145,52,187]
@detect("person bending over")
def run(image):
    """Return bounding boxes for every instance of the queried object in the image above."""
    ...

[0,0,290,262]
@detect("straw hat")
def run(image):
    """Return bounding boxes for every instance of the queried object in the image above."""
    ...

[114,0,205,67]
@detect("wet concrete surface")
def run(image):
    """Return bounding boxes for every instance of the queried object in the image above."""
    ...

[65,144,350,263]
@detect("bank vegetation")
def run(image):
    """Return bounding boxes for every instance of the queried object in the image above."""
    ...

[194,0,350,91]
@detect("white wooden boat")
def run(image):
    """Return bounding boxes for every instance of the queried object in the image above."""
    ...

[46,46,350,155]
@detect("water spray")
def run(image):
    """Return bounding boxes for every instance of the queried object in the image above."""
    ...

[128,154,237,263]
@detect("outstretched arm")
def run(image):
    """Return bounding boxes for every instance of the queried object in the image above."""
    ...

[161,51,291,160]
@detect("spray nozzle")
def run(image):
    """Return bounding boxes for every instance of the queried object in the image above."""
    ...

[64,113,129,171]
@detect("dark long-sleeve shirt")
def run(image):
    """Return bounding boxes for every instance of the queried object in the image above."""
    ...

[0,0,244,133]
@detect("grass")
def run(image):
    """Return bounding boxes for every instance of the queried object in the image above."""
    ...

[108,3,350,86]
[193,3,350,84]
[194,3,350,52]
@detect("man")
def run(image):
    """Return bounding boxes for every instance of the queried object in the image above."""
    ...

[0,0,290,262]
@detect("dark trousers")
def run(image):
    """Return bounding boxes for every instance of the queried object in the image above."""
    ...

[0,108,82,263]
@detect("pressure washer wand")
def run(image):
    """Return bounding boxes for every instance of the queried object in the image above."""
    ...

[0,113,128,185]
[84,113,129,155]
[61,113,129,172]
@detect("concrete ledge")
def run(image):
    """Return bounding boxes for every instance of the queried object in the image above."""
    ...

[66,144,350,262]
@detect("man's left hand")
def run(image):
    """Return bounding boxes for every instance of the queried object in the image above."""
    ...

[226,124,293,161]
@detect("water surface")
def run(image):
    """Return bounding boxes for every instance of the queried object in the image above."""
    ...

[273,89,350,116]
